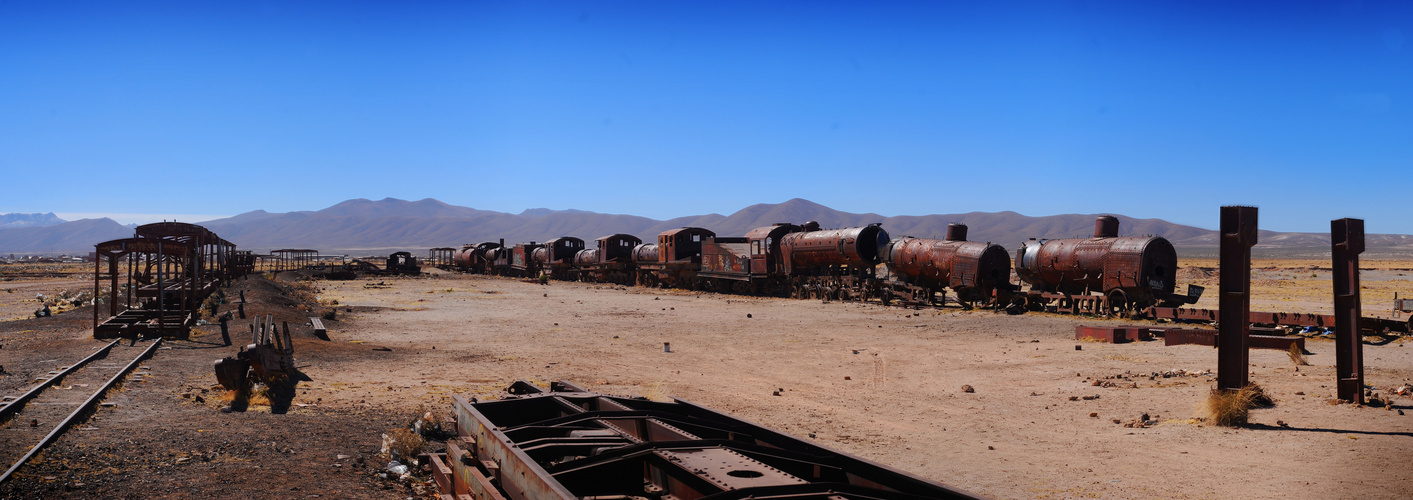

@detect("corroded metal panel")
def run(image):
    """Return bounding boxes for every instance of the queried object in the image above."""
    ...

[1332,218,1365,403]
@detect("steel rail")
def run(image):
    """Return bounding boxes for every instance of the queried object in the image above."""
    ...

[0,340,121,422]
[0,338,163,485]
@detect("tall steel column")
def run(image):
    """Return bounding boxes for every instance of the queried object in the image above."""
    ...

[1217,206,1258,391]
[1332,218,1365,404]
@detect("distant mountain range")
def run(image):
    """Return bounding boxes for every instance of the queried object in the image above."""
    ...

[2,198,1412,257]
[0,212,66,229]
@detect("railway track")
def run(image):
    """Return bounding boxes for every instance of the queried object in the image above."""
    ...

[0,338,162,484]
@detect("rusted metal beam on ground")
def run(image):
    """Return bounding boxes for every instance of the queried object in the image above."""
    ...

[1144,306,1405,333]
[1332,218,1365,404]
[1075,325,1151,343]
[1218,206,1257,392]
[1164,330,1305,351]
[1165,329,1219,346]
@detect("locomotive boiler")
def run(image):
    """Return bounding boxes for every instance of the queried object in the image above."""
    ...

[882,223,1011,307]
[452,242,501,274]
[1014,216,1199,311]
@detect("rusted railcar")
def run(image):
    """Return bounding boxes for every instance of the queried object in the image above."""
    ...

[1014,216,1200,312]
[697,223,801,294]
[452,242,500,274]
[777,222,889,300]
[496,242,541,277]
[532,236,584,280]
[432,381,982,500]
[635,227,716,288]
[385,251,421,275]
[882,223,1012,307]
[574,233,641,284]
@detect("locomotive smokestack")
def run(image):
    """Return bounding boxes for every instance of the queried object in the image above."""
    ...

[1094,216,1120,238]
[945,223,968,241]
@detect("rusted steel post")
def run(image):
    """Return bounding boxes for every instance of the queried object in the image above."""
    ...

[1332,218,1365,404]
[1217,206,1257,391]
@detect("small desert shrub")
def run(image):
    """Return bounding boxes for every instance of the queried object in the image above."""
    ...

[1288,343,1308,366]
[1207,383,1274,427]
[383,427,426,462]
[321,309,337,321]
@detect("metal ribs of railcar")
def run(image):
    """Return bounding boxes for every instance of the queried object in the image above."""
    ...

[437,382,981,500]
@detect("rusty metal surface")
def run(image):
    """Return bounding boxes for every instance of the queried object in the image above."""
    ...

[745,223,802,277]
[510,242,542,274]
[1332,218,1365,404]
[385,252,421,275]
[1165,329,1305,351]
[573,248,599,267]
[1014,217,1178,309]
[631,243,659,264]
[1217,206,1257,391]
[594,233,642,264]
[444,382,982,500]
[1093,215,1120,238]
[93,221,242,339]
[543,237,586,265]
[885,231,1010,301]
[779,224,888,274]
[657,227,716,263]
[700,237,752,278]
[1075,325,1151,343]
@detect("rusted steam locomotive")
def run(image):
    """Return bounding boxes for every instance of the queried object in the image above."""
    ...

[1013,216,1201,312]
[880,223,1013,308]
[448,215,1199,314]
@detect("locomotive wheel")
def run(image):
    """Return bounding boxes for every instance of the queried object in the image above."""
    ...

[1106,290,1129,318]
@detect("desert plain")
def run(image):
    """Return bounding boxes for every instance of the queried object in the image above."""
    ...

[0,259,1409,499]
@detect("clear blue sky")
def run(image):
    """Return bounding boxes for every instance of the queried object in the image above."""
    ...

[2,1,1409,233]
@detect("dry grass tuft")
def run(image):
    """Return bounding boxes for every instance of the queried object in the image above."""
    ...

[641,381,670,402]
[245,385,271,407]
[384,427,425,461]
[1287,343,1308,366]
[1207,383,1275,427]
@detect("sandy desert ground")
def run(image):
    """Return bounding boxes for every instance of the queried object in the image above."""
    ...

[0,261,1410,499]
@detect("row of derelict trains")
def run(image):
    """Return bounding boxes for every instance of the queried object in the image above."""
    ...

[446,216,1203,315]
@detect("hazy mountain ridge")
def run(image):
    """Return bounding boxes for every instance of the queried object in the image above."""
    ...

[0,212,66,229]
[3,198,1411,254]
[0,218,131,253]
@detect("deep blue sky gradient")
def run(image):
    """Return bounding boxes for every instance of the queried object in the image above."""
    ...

[2,1,1409,232]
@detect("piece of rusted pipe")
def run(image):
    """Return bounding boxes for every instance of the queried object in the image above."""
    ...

[1332,218,1365,404]
[1217,206,1257,391]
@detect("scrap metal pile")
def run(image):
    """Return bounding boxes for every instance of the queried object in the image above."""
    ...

[214,314,295,391]
[431,380,980,500]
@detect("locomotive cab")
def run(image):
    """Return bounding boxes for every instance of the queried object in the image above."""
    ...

[745,224,802,276]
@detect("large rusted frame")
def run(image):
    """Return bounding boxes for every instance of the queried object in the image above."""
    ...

[427,247,455,268]
[1217,206,1257,391]
[269,249,318,272]
[447,382,981,500]
[1332,218,1365,403]
[93,222,238,339]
